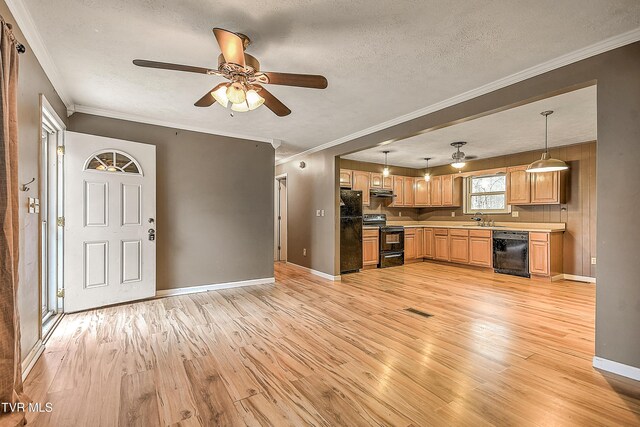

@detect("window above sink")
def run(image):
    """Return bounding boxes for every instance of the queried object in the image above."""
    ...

[463,173,511,214]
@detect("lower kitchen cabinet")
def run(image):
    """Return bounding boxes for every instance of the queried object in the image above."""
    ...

[362,229,379,267]
[404,228,417,261]
[449,230,469,264]
[529,231,563,278]
[469,230,492,267]
[415,228,424,258]
[423,228,434,259]
[434,229,449,261]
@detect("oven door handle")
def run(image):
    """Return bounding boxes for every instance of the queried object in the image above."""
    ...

[383,253,402,258]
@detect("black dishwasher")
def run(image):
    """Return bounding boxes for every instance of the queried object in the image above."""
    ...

[493,231,530,278]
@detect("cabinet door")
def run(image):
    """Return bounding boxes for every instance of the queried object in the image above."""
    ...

[340,169,352,188]
[531,171,559,204]
[434,234,449,261]
[416,228,424,258]
[391,176,404,206]
[469,237,492,267]
[423,228,434,258]
[449,236,469,264]
[403,177,415,207]
[430,176,442,206]
[370,172,383,189]
[506,166,530,204]
[529,240,550,275]
[405,234,416,260]
[442,174,453,206]
[363,236,379,266]
[382,175,393,189]
[414,178,429,207]
[352,171,371,206]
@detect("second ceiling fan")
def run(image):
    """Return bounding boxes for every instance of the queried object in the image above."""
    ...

[133,27,328,116]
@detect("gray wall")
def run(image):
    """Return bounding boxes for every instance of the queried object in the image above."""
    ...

[280,42,640,369]
[69,113,274,290]
[1,0,69,359]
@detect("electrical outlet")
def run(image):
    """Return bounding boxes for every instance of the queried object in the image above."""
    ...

[451,211,455,217]
[303,248,307,256]
[591,257,597,265]
[399,212,402,217]
[512,211,519,218]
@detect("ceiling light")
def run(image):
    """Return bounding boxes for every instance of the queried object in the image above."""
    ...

[424,157,431,181]
[450,142,467,170]
[231,101,250,112]
[211,85,229,108]
[226,82,246,104]
[246,89,265,110]
[382,150,390,177]
[106,166,118,172]
[526,110,569,173]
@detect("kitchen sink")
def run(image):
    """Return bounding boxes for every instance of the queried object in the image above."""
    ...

[462,224,507,228]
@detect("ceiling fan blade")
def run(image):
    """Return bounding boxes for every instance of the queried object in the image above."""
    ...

[262,72,328,89]
[194,83,226,107]
[256,85,291,117]
[213,28,245,67]
[133,59,217,75]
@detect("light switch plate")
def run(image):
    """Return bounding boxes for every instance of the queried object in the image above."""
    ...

[512,211,519,218]
[303,248,307,256]
[316,210,321,217]
[320,210,325,217]
[591,257,597,265]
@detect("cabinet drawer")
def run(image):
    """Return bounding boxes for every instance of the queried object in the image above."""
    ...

[530,232,549,242]
[363,228,379,238]
[404,227,416,236]
[469,229,492,238]
[434,228,449,236]
[449,229,469,237]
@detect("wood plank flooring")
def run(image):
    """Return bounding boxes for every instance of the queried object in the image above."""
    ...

[24,262,640,426]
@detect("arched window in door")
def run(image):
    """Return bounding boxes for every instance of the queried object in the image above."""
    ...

[84,150,143,175]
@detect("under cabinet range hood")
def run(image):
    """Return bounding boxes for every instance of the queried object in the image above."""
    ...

[370,188,395,198]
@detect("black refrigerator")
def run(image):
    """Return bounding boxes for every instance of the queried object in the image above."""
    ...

[340,189,363,274]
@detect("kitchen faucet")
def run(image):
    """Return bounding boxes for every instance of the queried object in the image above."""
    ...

[471,212,484,226]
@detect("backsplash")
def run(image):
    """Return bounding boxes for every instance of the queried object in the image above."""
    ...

[364,197,419,221]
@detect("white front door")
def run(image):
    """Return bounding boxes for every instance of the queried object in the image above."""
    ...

[64,132,156,312]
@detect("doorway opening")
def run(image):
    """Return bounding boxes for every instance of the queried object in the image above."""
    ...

[275,174,287,262]
[40,95,65,339]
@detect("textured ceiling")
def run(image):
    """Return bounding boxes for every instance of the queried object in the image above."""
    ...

[23,0,640,160]
[342,86,597,168]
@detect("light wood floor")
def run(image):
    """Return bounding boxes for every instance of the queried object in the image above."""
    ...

[24,261,640,426]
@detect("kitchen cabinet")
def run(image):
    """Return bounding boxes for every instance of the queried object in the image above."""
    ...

[442,175,459,206]
[468,229,492,267]
[531,171,561,204]
[529,231,563,278]
[370,172,383,189]
[390,176,404,207]
[434,229,449,261]
[506,166,530,204]
[430,176,442,206]
[423,228,434,259]
[382,175,393,189]
[340,169,353,188]
[449,229,469,264]
[352,171,371,206]
[403,177,415,207]
[362,228,380,267]
[415,228,424,258]
[404,228,417,261]
[414,178,430,207]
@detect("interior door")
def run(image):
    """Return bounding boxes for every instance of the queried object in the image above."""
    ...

[64,132,156,312]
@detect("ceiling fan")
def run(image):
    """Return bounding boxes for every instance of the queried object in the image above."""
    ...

[450,141,477,169]
[133,27,328,117]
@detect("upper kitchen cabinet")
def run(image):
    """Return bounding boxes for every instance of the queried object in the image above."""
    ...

[352,171,371,206]
[340,169,353,188]
[506,166,530,204]
[442,174,462,207]
[382,175,393,189]
[403,177,415,207]
[370,172,383,189]
[414,178,430,207]
[430,176,442,206]
[390,176,404,207]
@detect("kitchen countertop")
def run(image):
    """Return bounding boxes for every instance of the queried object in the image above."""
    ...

[384,221,566,232]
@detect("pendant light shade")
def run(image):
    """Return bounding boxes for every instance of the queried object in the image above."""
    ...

[526,110,569,173]
[382,150,390,177]
[424,157,431,181]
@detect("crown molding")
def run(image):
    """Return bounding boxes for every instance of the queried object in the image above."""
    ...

[5,0,73,108]
[71,105,275,143]
[276,27,640,166]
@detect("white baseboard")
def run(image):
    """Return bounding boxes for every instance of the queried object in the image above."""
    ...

[562,274,596,284]
[156,277,275,297]
[593,356,640,381]
[22,340,45,381]
[286,262,342,281]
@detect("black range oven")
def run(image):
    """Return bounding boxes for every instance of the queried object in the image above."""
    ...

[379,226,404,268]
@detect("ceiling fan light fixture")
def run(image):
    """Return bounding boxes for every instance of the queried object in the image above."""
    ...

[211,85,229,108]
[230,101,250,112]
[226,81,246,104]
[526,110,569,173]
[246,89,265,110]
[451,161,466,169]
[450,142,467,170]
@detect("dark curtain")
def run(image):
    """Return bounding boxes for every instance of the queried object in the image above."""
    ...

[0,17,24,427]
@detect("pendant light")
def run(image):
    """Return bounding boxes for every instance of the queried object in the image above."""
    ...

[450,142,467,169]
[526,110,569,173]
[382,150,390,177]
[424,157,432,181]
